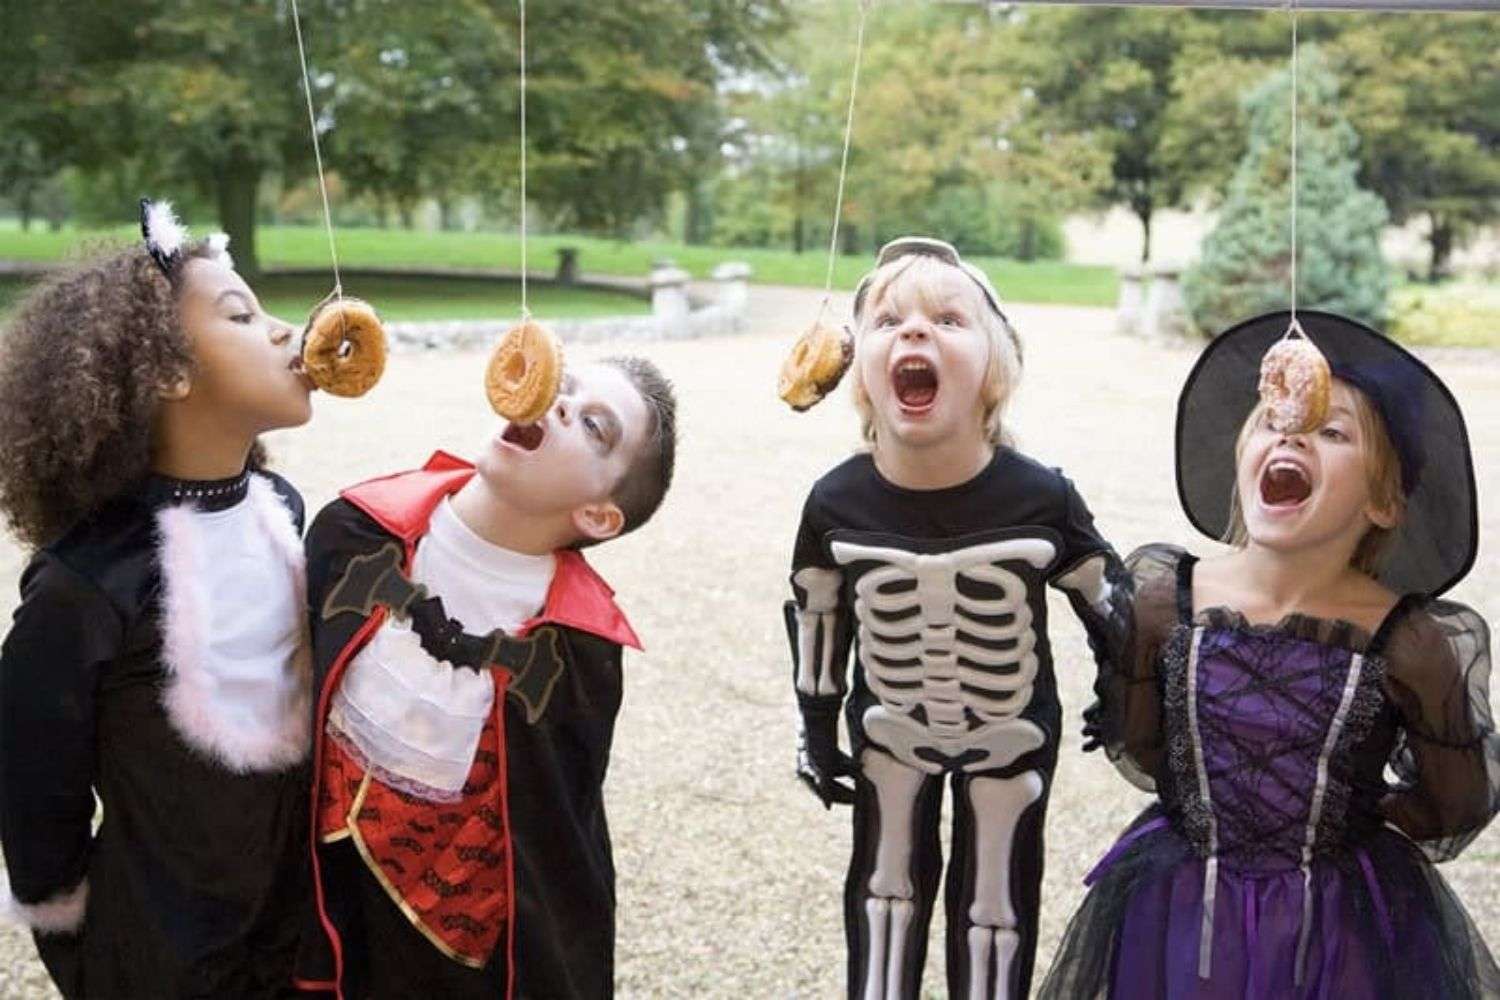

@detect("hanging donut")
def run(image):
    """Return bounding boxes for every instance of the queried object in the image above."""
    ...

[779,322,854,412]
[486,319,563,425]
[302,296,388,398]
[1257,326,1331,434]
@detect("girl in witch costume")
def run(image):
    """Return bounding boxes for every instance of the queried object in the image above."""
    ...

[785,238,1132,1000]
[0,201,320,998]
[1041,311,1500,1000]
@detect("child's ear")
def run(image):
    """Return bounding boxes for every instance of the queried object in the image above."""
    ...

[571,501,624,543]
[1365,498,1402,531]
[158,376,192,402]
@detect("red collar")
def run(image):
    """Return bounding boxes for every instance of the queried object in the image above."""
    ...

[340,452,642,650]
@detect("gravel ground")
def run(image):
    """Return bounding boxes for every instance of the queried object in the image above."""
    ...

[0,288,1495,997]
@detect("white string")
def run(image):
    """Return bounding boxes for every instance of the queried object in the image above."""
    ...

[289,0,342,300]
[519,0,530,320]
[819,0,873,321]
[1287,0,1300,332]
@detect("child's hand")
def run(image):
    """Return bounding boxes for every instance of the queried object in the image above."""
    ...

[797,697,856,808]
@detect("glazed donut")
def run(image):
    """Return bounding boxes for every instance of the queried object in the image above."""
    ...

[486,319,563,424]
[1258,330,1331,434]
[778,322,854,412]
[302,296,388,398]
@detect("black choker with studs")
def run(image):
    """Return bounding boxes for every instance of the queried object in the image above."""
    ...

[142,470,252,513]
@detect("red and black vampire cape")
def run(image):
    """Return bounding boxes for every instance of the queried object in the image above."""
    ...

[295,452,641,999]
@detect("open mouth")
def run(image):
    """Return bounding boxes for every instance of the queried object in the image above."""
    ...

[288,356,316,390]
[1259,459,1313,508]
[501,421,546,452]
[891,357,939,411]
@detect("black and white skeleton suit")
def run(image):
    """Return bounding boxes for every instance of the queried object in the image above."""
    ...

[786,448,1131,1000]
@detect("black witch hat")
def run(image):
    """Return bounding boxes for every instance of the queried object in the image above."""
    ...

[1176,309,1478,597]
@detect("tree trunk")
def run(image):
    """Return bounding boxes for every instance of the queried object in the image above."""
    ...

[216,158,261,279]
[1428,213,1454,283]
[683,181,709,246]
[438,198,456,231]
[1137,203,1154,264]
[792,213,805,255]
[17,187,33,232]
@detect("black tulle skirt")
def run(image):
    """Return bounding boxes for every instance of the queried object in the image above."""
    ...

[1040,811,1499,1000]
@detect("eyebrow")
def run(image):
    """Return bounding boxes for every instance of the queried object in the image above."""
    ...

[215,289,256,311]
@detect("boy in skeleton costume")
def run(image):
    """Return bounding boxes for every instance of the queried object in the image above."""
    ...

[295,359,676,999]
[787,239,1130,1000]
[0,202,322,997]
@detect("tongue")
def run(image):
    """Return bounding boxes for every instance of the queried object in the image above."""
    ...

[895,368,938,409]
[1262,467,1310,506]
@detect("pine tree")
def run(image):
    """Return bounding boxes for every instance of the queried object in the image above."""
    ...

[1184,48,1391,336]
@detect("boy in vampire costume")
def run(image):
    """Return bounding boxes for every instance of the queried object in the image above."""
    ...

[294,357,676,999]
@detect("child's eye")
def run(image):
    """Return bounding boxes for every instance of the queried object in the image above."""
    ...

[937,313,964,327]
[230,312,255,325]
[876,313,899,329]
[1320,426,1348,442]
[584,415,602,440]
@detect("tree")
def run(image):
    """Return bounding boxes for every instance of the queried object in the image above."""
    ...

[1020,7,1189,262]
[1184,49,1391,335]
[1332,17,1500,280]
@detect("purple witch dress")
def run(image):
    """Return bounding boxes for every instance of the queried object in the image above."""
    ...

[1042,545,1500,1000]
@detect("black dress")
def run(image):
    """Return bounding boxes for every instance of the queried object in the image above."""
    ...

[0,471,313,999]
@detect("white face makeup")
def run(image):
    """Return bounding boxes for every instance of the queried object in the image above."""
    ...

[855,265,993,451]
[174,256,313,433]
[474,362,650,541]
[1235,380,1396,557]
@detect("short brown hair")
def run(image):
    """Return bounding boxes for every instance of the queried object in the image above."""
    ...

[596,355,676,541]
[1224,385,1405,576]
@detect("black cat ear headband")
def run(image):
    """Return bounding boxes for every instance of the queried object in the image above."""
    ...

[139,198,233,280]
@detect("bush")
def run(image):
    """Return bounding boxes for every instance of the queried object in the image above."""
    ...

[1184,48,1391,336]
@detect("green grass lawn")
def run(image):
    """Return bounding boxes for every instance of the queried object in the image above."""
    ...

[0,271,649,324]
[0,220,1120,307]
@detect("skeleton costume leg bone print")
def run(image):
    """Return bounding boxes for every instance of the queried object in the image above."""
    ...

[787,451,1131,1000]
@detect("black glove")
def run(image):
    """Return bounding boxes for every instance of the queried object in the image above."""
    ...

[1080,699,1104,754]
[796,695,856,808]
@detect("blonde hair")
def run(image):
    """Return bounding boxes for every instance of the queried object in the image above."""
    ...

[1224,382,1405,576]
[849,254,1023,447]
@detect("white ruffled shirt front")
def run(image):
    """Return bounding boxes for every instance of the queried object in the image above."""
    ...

[328,498,554,801]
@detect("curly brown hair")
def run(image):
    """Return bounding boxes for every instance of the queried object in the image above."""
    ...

[0,241,264,549]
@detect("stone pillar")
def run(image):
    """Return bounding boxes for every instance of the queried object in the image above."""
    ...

[711,261,752,333]
[1143,266,1191,342]
[1116,266,1145,338]
[650,261,692,338]
[555,247,579,285]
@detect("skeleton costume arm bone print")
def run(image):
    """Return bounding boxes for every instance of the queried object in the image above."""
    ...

[787,492,858,808]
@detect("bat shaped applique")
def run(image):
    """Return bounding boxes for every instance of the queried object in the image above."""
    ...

[323,543,567,724]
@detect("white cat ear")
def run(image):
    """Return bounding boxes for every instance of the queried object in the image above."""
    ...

[140,198,189,276]
[205,232,234,270]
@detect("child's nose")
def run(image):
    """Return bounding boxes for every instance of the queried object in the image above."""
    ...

[899,321,930,341]
[269,322,294,347]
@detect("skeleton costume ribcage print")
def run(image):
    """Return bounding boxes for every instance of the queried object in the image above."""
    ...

[787,449,1131,1000]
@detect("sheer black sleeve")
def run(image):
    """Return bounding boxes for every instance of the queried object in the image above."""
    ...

[1378,598,1499,862]
[1087,543,1186,793]
[0,552,121,930]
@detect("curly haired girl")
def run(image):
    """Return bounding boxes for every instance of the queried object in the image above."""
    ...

[0,201,318,998]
